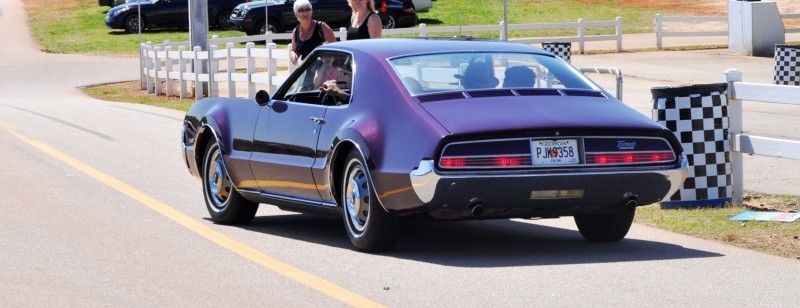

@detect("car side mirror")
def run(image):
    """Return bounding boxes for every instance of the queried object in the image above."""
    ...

[254,90,270,105]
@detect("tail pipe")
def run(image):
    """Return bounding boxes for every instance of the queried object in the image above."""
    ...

[624,193,639,210]
[469,198,484,216]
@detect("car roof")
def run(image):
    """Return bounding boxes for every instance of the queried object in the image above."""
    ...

[316,38,552,60]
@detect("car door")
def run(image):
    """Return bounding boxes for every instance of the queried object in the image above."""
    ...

[249,55,330,202]
[148,0,189,28]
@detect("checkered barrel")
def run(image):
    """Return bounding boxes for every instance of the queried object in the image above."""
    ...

[774,44,800,85]
[541,42,571,63]
[651,84,732,209]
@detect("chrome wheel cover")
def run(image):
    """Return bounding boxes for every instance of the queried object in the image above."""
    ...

[344,163,370,235]
[205,147,231,212]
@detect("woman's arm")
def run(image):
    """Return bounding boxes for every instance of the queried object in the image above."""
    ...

[290,28,300,64]
[367,14,382,39]
[320,22,337,43]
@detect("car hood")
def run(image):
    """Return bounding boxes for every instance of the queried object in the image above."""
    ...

[110,0,154,12]
[235,0,286,10]
[419,92,667,135]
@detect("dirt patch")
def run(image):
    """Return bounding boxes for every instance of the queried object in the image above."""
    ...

[743,192,800,213]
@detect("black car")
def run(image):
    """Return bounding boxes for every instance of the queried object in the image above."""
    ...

[230,0,416,36]
[105,0,247,33]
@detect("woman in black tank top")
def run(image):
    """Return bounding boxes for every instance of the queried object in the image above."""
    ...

[290,0,336,64]
[346,0,382,40]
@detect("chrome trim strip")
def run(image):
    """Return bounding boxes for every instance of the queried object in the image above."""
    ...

[410,156,689,204]
[258,192,338,208]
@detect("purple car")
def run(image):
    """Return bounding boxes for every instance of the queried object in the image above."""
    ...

[181,38,688,252]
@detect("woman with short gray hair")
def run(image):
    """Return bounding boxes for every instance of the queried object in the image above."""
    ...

[290,0,336,64]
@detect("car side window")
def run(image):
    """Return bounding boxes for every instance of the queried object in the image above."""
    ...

[280,51,352,106]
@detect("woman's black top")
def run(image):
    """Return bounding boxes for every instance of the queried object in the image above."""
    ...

[346,12,376,40]
[294,20,325,61]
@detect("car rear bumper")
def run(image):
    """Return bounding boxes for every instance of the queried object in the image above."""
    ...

[408,157,688,219]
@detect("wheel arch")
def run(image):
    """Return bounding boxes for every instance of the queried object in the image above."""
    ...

[195,121,225,175]
[328,130,376,212]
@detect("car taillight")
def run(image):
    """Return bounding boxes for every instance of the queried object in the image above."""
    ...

[440,157,466,167]
[495,156,523,167]
[439,155,531,169]
[586,152,675,164]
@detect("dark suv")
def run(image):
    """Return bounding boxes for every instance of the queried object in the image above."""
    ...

[230,0,416,35]
[105,0,247,33]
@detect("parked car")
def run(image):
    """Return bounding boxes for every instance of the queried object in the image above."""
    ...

[105,0,247,33]
[402,0,431,12]
[230,0,415,35]
[99,0,127,7]
[377,0,417,29]
[180,38,688,252]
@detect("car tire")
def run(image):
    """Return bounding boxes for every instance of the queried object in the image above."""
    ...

[574,206,636,242]
[382,13,397,29]
[202,140,259,225]
[124,14,145,33]
[216,10,233,30]
[341,151,400,252]
[256,19,282,35]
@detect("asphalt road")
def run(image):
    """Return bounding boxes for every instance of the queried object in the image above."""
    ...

[2,0,800,306]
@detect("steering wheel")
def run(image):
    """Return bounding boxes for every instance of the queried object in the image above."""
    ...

[317,90,337,106]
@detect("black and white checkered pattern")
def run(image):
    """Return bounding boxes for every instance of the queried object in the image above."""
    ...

[774,44,800,85]
[652,84,732,208]
[541,42,571,63]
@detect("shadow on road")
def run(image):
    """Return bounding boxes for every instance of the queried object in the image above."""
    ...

[238,212,722,267]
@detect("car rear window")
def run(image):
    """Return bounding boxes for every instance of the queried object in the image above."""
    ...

[388,52,598,95]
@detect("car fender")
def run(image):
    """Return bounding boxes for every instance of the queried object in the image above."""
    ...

[325,128,376,210]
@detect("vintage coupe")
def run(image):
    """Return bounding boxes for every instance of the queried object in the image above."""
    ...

[181,38,687,252]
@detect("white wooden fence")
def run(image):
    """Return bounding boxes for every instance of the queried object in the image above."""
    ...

[139,18,624,99]
[724,69,800,204]
[655,13,800,49]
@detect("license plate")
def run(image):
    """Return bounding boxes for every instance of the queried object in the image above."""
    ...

[532,139,580,166]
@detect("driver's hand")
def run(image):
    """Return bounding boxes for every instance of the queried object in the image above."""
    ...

[319,79,340,95]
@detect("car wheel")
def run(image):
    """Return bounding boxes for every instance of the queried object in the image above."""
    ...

[382,13,397,29]
[574,206,636,242]
[124,15,145,33]
[202,140,258,225]
[257,19,282,35]
[341,151,400,252]
[216,10,233,30]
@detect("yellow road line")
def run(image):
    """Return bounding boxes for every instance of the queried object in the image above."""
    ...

[0,121,383,308]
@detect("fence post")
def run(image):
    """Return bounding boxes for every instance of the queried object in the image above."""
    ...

[246,42,255,98]
[615,17,622,52]
[209,45,219,98]
[724,69,744,205]
[193,46,203,99]
[655,13,663,50]
[154,46,163,95]
[267,43,277,93]
[226,42,235,98]
[140,42,148,90]
[577,18,585,54]
[419,23,427,38]
[339,27,348,41]
[146,43,155,94]
[499,21,506,40]
[165,46,174,97]
[178,46,187,99]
